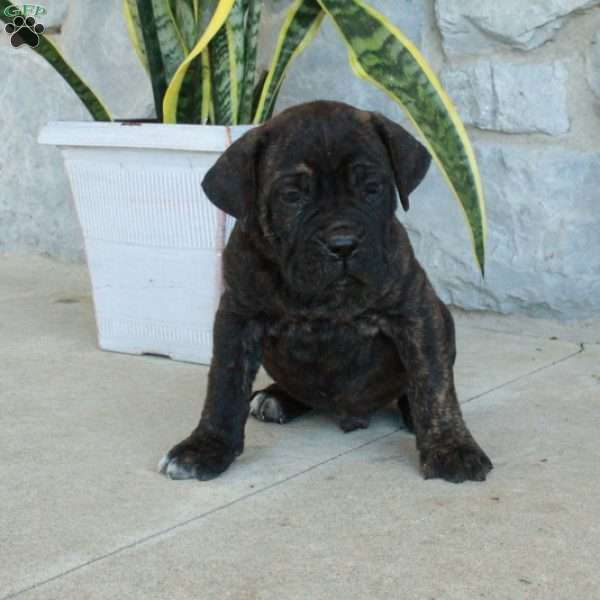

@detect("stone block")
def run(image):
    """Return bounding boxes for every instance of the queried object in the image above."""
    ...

[442,61,570,135]
[0,0,153,261]
[42,0,69,31]
[405,142,600,318]
[436,0,600,56]
[0,47,89,261]
[587,32,600,98]
[441,62,496,130]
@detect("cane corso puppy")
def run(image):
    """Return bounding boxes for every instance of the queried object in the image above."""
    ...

[159,101,493,484]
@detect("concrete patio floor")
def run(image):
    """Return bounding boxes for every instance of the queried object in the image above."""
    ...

[2,255,600,600]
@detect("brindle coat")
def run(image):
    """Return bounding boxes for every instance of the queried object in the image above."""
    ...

[159,101,493,484]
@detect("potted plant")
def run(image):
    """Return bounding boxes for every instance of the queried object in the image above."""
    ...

[1,0,486,364]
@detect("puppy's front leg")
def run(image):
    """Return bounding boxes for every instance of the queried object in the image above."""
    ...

[393,304,493,483]
[160,296,263,480]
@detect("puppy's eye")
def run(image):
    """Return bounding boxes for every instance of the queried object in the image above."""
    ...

[364,181,383,195]
[350,166,366,187]
[350,165,382,195]
[281,190,304,205]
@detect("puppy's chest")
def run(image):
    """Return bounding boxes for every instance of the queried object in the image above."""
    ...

[264,315,386,371]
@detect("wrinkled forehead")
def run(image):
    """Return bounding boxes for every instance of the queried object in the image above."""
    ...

[261,109,387,177]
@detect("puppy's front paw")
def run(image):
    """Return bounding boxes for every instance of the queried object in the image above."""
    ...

[421,440,493,483]
[158,431,239,481]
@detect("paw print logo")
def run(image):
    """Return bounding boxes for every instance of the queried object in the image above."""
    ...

[4,16,44,48]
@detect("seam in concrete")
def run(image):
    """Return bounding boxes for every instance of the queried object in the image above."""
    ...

[0,429,402,600]
[1,343,586,599]
[459,323,600,346]
[462,344,585,405]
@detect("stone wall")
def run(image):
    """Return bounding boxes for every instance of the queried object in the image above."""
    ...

[0,1,152,262]
[1,1,599,318]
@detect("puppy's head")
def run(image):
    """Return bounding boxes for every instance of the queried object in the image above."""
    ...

[202,101,431,306]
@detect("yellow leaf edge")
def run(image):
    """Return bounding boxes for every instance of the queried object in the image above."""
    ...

[252,0,325,124]
[163,0,236,123]
[122,0,149,73]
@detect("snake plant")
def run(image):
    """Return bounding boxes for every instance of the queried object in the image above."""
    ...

[1,0,486,273]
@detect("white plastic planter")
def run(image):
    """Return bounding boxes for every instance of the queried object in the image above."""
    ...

[39,122,252,364]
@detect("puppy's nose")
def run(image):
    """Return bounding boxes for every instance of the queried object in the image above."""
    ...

[326,234,358,258]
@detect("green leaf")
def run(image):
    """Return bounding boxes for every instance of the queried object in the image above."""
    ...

[253,0,324,123]
[169,0,213,123]
[134,0,188,120]
[149,0,187,81]
[197,0,221,29]
[171,0,197,51]
[207,0,245,124]
[168,0,196,23]
[163,0,236,123]
[126,0,188,71]
[0,0,111,121]
[176,52,205,123]
[238,0,262,123]
[227,0,247,123]
[135,0,168,120]
[208,28,233,123]
[317,0,487,274]
[123,0,148,71]
[251,69,269,119]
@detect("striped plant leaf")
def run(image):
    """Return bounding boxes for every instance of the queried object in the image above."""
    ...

[0,0,111,121]
[251,69,269,120]
[163,0,236,123]
[170,0,197,50]
[123,0,148,71]
[134,0,188,119]
[317,0,487,274]
[208,27,234,123]
[170,0,213,123]
[238,0,262,123]
[149,0,186,81]
[228,0,247,118]
[253,0,324,123]
[197,0,222,30]
[125,1,187,75]
[211,0,245,124]
[135,0,168,120]
[168,0,196,25]
[176,52,205,123]
[207,0,246,124]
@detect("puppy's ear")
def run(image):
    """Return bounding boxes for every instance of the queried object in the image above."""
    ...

[201,127,264,229]
[372,113,431,212]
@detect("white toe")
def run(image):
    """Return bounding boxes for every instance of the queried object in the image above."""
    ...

[250,392,267,419]
[158,454,170,474]
[165,459,197,480]
[250,392,286,423]
[159,453,197,479]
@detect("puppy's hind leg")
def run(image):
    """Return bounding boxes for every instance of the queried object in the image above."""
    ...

[339,414,371,433]
[250,384,312,424]
[397,394,415,434]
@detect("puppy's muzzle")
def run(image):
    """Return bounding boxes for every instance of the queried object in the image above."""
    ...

[318,222,364,260]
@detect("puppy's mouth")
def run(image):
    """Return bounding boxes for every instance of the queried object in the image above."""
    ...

[332,276,353,290]
[329,269,367,290]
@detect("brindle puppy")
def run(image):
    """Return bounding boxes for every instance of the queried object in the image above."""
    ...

[159,101,493,484]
